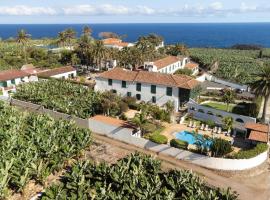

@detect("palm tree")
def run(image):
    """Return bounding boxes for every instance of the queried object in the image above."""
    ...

[91,40,107,70]
[250,64,270,123]
[132,112,148,136]
[56,31,67,47]
[82,26,92,37]
[16,29,31,64]
[222,116,234,135]
[64,28,76,49]
[222,89,236,112]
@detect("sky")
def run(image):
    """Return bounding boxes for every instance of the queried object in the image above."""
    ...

[0,0,270,24]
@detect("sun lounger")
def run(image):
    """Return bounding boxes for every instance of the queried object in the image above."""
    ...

[204,124,209,131]
[200,124,205,130]
[217,127,222,134]
[213,127,217,134]
[192,122,197,128]
[188,121,192,127]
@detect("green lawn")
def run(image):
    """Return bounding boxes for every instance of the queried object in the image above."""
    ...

[201,102,247,115]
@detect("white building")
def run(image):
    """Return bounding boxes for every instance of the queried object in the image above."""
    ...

[0,69,38,96]
[102,38,134,50]
[95,68,199,111]
[37,66,77,79]
[144,56,200,75]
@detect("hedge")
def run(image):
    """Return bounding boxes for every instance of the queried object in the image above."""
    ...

[170,139,188,150]
[210,138,232,158]
[150,134,168,144]
[230,143,268,159]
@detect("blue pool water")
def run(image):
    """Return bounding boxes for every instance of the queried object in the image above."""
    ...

[176,131,212,148]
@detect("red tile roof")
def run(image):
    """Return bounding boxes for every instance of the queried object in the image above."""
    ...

[98,68,199,90]
[37,66,75,78]
[153,56,184,70]
[0,69,29,82]
[102,38,130,47]
[248,130,268,143]
[90,115,135,129]
[245,122,268,133]
[185,62,199,70]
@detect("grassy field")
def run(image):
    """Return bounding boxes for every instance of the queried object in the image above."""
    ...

[202,101,244,113]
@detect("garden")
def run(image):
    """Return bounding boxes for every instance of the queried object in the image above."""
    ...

[0,102,92,199]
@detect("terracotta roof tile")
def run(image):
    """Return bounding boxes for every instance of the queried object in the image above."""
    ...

[102,38,122,45]
[248,130,268,143]
[245,122,268,133]
[185,62,199,70]
[90,115,135,129]
[37,66,75,78]
[153,56,184,70]
[98,68,199,89]
[0,69,29,82]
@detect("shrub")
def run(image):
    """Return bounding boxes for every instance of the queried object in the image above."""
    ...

[142,122,157,133]
[205,119,215,128]
[119,113,128,120]
[122,96,138,110]
[170,139,188,150]
[150,134,168,144]
[230,143,268,159]
[119,101,129,113]
[210,138,232,157]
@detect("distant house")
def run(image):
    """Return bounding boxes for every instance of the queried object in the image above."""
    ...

[185,62,199,75]
[0,69,38,96]
[95,68,199,111]
[102,38,134,50]
[37,66,77,79]
[144,56,188,74]
[245,122,269,143]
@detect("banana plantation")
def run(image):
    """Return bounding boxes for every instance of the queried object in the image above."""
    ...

[189,48,263,84]
[14,79,101,118]
[0,103,92,198]
[41,153,238,200]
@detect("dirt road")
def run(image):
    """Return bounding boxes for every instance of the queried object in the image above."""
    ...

[92,133,270,200]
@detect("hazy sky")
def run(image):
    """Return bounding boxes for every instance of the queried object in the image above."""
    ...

[1,0,270,24]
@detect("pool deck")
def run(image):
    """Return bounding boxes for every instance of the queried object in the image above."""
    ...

[161,123,233,143]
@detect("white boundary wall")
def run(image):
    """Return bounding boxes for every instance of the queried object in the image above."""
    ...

[1,97,268,171]
[196,73,248,91]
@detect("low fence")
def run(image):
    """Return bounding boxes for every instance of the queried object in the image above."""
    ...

[2,97,268,171]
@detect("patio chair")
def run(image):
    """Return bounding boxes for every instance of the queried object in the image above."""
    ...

[200,123,205,130]
[204,124,209,131]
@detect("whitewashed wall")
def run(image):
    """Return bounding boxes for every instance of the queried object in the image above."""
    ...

[51,71,77,79]
[196,73,248,91]
[95,77,180,111]
[187,99,256,127]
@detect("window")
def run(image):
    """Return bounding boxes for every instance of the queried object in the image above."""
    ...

[127,92,131,97]
[136,94,141,100]
[166,87,172,96]
[108,79,112,86]
[151,85,156,94]
[11,79,15,84]
[136,83,141,91]
[152,96,156,103]
[122,81,126,88]
[111,89,117,94]
[236,118,244,123]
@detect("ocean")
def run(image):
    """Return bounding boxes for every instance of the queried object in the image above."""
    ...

[1,23,270,48]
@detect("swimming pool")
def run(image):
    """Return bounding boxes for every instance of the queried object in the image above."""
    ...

[175,131,212,148]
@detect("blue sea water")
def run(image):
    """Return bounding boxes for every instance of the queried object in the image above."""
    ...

[1,23,270,48]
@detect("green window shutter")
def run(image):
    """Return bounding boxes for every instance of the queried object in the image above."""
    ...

[122,81,127,88]
[166,87,172,96]
[152,96,156,103]
[136,83,141,91]
[127,92,131,97]
[108,79,112,86]
[151,85,156,94]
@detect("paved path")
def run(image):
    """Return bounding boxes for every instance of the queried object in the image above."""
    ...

[94,133,270,200]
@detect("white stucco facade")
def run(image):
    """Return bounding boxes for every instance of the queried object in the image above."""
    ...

[50,71,77,79]
[144,57,189,74]
[95,77,181,111]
